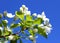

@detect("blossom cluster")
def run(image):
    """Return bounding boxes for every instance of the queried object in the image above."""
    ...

[0,5,52,43]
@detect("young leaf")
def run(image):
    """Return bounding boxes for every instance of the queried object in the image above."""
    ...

[38,27,47,38]
[16,11,24,20]
[25,21,33,27]
[2,20,7,27]
[33,18,43,25]
[10,23,20,29]
[26,15,33,21]
[29,29,34,36]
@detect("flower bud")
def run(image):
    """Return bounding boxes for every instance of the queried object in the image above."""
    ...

[33,28,38,33]
[22,5,26,8]
[29,35,34,40]
[8,35,14,40]
[4,11,7,17]
[4,20,8,23]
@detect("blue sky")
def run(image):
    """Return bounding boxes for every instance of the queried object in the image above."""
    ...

[0,0,60,43]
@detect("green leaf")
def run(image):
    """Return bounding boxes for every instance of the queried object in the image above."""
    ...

[20,39,22,43]
[38,27,47,38]
[16,11,24,20]
[10,40,17,43]
[33,18,43,25]
[2,20,7,27]
[10,23,20,29]
[25,21,33,27]
[14,35,20,40]
[26,15,33,21]
[4,30,11,36]
[3,27,11,36]
[29,29,34,36]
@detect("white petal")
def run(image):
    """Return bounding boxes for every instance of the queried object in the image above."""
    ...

[4,19,8,23]
[44,26,52,34]
[32,13,37,16]
[33,28,38,33]
[7,13,15,18]
[20,7,23,12]
[44,19,49,26]
[8,35,14,40]
[43,18,49,22]
[22,5,26,8]
[37,14,42,18]
[0,27,3,30]
[41,11,46,18]
[7,26,11,31]
[25,7,28,11]
[38,24,44,27]
[25,11,31,15]
[29,35,34,40]
[49,24,52,27]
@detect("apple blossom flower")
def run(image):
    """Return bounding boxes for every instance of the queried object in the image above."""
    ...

[0,27,3,31]
[8,35,14,40]
[32,13,37,17]
[20,5,28,13]
[41,11,46,19]
[7,26,11,32]
[24,11,31,15]
[44,26,52,35]
[37,14,42,18]
[33,28,38,33]
[7,13,15,18]
[4,19,8,23]
[29,35,34,40]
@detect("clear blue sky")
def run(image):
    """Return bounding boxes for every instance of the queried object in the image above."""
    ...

[0,0,60,43]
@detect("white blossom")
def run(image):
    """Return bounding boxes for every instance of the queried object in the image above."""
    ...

[20,7,23,12]
[44,26,52,35]
[20,5,28,14]
[37,14,42,18]
[32,13,37,16]
[33,28,38,33]
[0,27,3,31]
[7,13,15,18]
[4,19,8,23]
[41,11,46,19]
[7,26,11,32]
[38,24,44,27]
[8,35,14,40]
[29,35,34,40]
[25,11,31,15]
[22,5,26,8]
